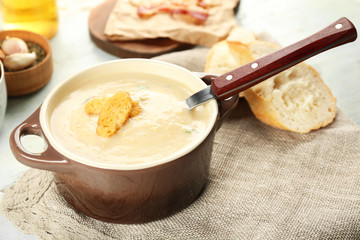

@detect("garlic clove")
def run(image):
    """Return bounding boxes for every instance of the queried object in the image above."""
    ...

[3,52,37,71]
[1,37,29,55]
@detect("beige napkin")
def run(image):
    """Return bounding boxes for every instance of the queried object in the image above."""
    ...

[104,1,239,46]
[2,48,360,239]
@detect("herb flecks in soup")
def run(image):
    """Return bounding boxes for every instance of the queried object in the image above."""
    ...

[85,91,142,137]
[50,74,211,165]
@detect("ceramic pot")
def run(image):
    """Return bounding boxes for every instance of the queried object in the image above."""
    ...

[10,59,238,223]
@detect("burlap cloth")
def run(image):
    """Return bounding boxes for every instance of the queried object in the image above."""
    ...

[2,48,360,239]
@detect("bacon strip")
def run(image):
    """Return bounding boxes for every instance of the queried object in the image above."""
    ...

[133,0,218,24]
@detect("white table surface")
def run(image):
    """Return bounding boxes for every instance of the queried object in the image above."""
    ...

[0,0,359,238]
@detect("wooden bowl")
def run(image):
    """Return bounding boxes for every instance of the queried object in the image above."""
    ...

[0,30,53,96]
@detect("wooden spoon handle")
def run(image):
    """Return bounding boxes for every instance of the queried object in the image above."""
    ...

[211,17,357,100]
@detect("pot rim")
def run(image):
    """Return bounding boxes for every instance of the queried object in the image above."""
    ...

[39,58,219,171]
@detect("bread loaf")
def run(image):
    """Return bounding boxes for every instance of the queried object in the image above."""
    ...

[204,27,336,133]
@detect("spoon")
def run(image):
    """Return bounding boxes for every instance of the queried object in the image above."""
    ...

[186,17,357,109]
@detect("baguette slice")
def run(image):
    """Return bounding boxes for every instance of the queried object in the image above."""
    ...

[240,40,336,133]
[204,27,256,74]
[205,27,337,133]
[204,40,250,75]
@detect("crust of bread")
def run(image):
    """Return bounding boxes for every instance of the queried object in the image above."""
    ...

[204,27,256,74]
[226,26,257,44]
[205,40,249,74]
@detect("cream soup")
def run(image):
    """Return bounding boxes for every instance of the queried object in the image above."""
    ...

[50,74,212,165]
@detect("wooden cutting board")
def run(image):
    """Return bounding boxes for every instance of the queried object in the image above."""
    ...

[88,0,193,58]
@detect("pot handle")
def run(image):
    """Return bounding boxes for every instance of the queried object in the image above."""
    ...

[199,74,239,130]
[9,106,71,173]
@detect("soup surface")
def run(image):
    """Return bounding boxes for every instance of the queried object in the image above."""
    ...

[50,73,212,165]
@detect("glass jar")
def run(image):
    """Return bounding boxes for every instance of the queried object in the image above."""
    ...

[0,0,58,39]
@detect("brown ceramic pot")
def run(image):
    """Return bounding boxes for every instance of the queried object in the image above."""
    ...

[9,59,238,223]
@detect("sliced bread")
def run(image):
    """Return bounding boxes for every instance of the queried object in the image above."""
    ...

[204,27,337,133]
